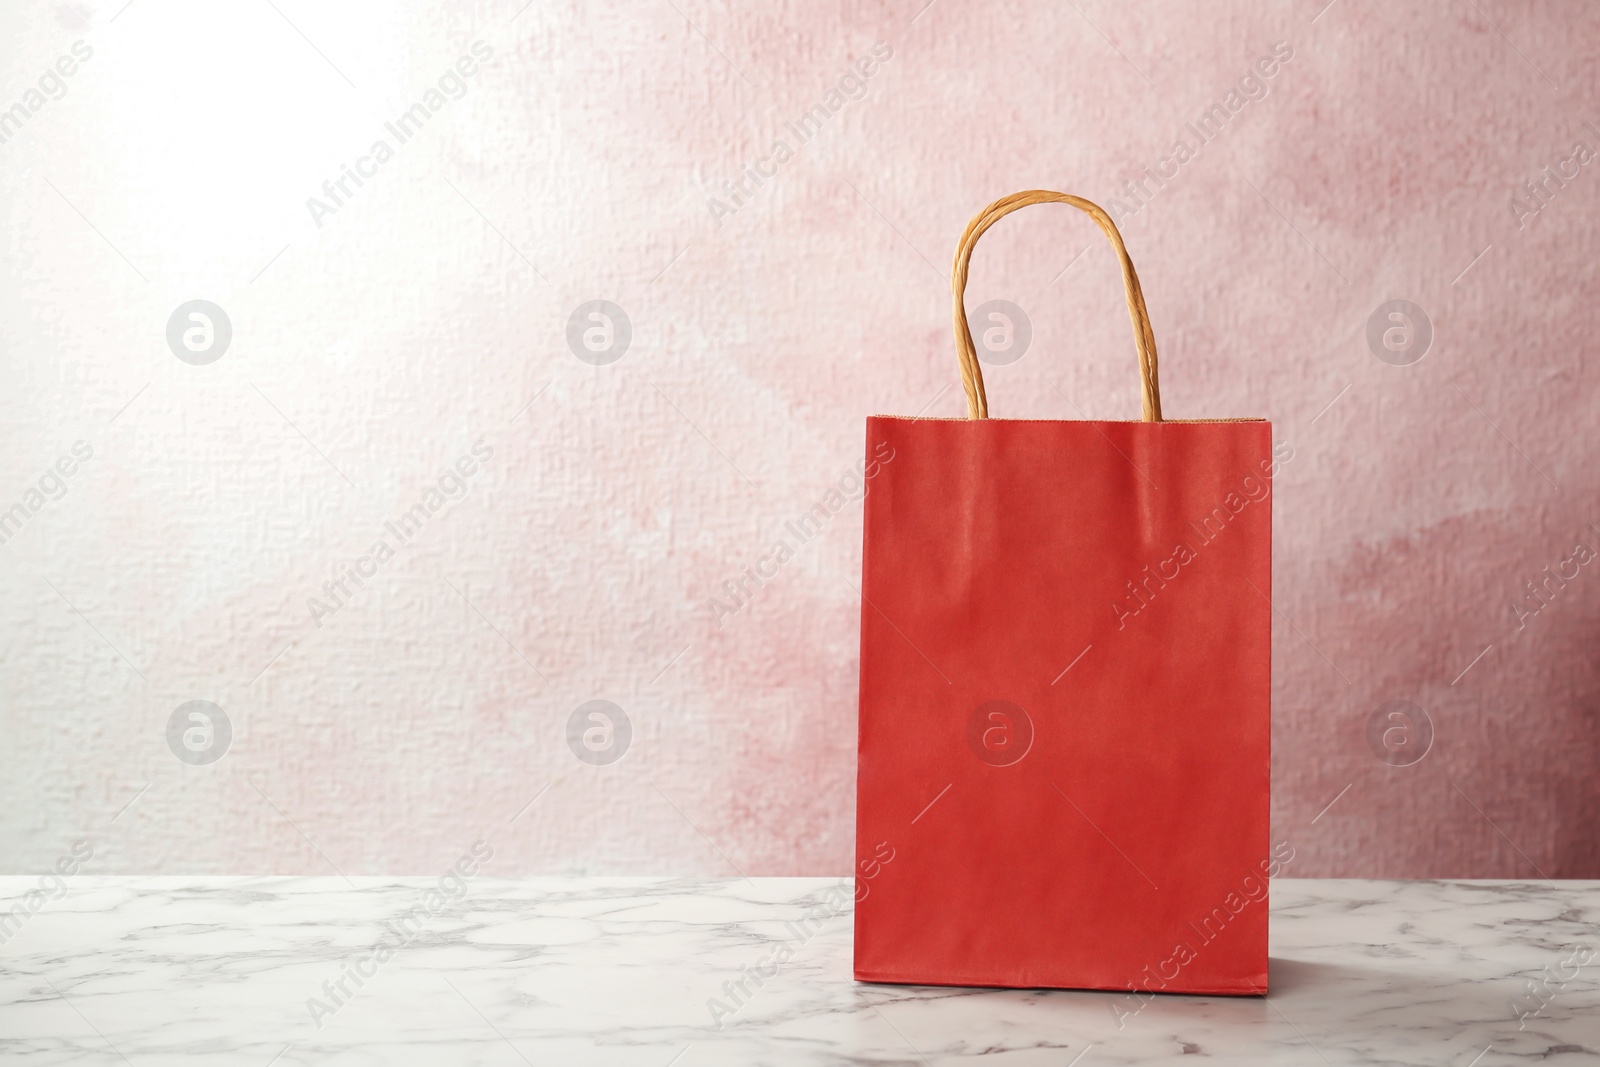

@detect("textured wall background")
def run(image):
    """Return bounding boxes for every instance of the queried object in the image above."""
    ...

[2,0,1596,878]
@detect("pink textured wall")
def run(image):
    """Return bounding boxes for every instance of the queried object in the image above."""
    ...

[2,0,1596,878]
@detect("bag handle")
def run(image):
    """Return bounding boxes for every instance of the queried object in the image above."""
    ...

[952,190,1163,422]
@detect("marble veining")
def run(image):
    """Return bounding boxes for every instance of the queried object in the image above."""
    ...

[0,877,1596,1064]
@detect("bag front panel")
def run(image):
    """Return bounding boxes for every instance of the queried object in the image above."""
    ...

[854,415,1273,993]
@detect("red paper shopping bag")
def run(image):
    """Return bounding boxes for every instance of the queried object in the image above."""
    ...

[854,191,1276,996]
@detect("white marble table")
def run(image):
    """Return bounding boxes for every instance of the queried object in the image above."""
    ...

[0,877,1595,1064]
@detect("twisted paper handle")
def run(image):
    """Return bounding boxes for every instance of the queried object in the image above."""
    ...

[952,190,1163,421]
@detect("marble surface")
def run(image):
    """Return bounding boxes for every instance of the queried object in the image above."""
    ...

[0,876,1596,1064]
